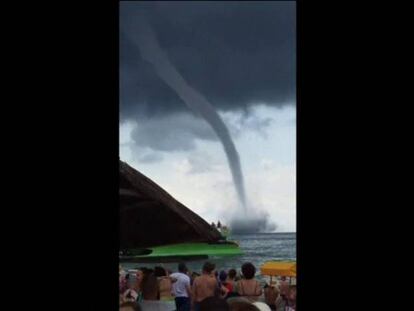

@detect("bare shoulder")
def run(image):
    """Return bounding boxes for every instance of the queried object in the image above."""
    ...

[208,276,217,287]
[209,277,217,284]
[193,276,200,285]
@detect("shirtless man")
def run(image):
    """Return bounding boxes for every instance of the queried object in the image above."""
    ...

[192,262,218,311]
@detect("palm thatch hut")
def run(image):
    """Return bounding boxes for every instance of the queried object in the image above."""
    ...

[120,160,222,249]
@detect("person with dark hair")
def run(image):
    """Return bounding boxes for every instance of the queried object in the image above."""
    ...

[140,268,175,311]
[154,266,174,302]
[214,270,230,299]
[154,266,166,277]
[226,268,239,298]
[141,271,159,301]
[199,296,230,311]
[203,262,215,274]
[227,269,237,284]
[170,263,191,311]
[192,262,219,311]
[219,270,233,297]
[139,267,150,274]
[119,301,142,311]
[236,263,262,302]
[241,263,256,279]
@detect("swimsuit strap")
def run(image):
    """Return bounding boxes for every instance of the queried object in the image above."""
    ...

[239,280,261,297]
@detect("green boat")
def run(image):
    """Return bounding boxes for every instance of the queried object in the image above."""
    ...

[119,241,242,263]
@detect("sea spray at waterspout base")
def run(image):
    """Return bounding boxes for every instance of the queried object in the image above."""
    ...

[229,203,277,234]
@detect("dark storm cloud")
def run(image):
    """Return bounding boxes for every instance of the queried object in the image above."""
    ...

[126,109,274,154]
[120,1,296,121]
[130,113,216,152]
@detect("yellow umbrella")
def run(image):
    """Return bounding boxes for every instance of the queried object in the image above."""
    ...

[260,261,296,277]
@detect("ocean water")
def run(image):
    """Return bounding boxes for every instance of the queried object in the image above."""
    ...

[121,232,296,279]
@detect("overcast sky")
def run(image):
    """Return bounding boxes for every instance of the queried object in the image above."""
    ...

[119,1,296,232]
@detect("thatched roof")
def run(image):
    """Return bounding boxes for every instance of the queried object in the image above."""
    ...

[120,160,222,248]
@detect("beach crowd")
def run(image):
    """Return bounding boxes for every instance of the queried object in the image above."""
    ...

[119,261,296,311]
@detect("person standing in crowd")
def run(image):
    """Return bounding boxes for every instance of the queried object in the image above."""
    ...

[264,281,279,310]
[278,276,289,300]
[236,263,262,302]
[135,270,144,301]
[119,273,129,295]
[141,270,159,301]
[154,266,174,301]
[192,262,218,311]
[170,262,192,311]
[190,272,200,286]
[227,269,238,291]
[286,285,296,311]
[219,270,232,298]
[123,280,139,303]
[122,269,144,303]
[120,265,128,293]
[215,270,229,299]
[140,272,175,311]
